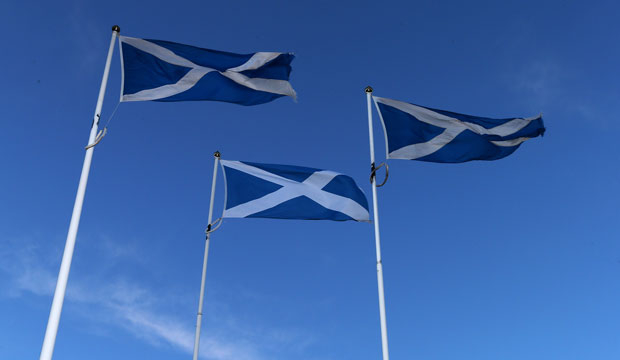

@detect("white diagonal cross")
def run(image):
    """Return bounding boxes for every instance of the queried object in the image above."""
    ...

[120,36,297,102]
[221,161,369,221]
[373,96,541,160]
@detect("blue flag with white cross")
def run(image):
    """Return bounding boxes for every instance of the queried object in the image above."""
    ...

[220,160,370,222]
[373,96,545,163]
[119,36,296,105]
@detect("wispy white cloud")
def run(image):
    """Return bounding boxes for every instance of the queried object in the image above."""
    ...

[0,239,58,298]
[508,60,564,109]
[0,236,314,360]
[506,59,620,131]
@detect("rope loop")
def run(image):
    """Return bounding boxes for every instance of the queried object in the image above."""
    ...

[205,217,223,234]
[84,102,121,150]
[85,127,107,150]
[370,162,389,187]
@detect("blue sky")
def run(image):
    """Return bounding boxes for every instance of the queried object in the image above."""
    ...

[2,0,620,359]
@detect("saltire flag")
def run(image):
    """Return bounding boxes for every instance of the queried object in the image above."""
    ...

[118,36,296,105]
[220,160,370,222]
[373,96,545,163]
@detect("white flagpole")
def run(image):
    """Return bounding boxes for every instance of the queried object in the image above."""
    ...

[193,151,221,360]
[40,25,120,360]
[365,86,390,360]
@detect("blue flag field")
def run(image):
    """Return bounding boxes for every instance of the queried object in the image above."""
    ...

[374,96,546,163]
[220,160,370,222]
[119,36,296,105]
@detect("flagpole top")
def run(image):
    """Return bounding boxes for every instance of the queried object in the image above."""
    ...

[214,151,221,158]
[365,86,373,93]
[112,25,120,33]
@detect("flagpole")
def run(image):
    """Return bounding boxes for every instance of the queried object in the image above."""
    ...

[365,86,390,360]
[193,151,221,360]
[40,25,120,360]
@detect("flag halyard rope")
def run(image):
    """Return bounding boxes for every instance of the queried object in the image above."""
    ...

[205,217,223,234]
[84,101,121,150]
